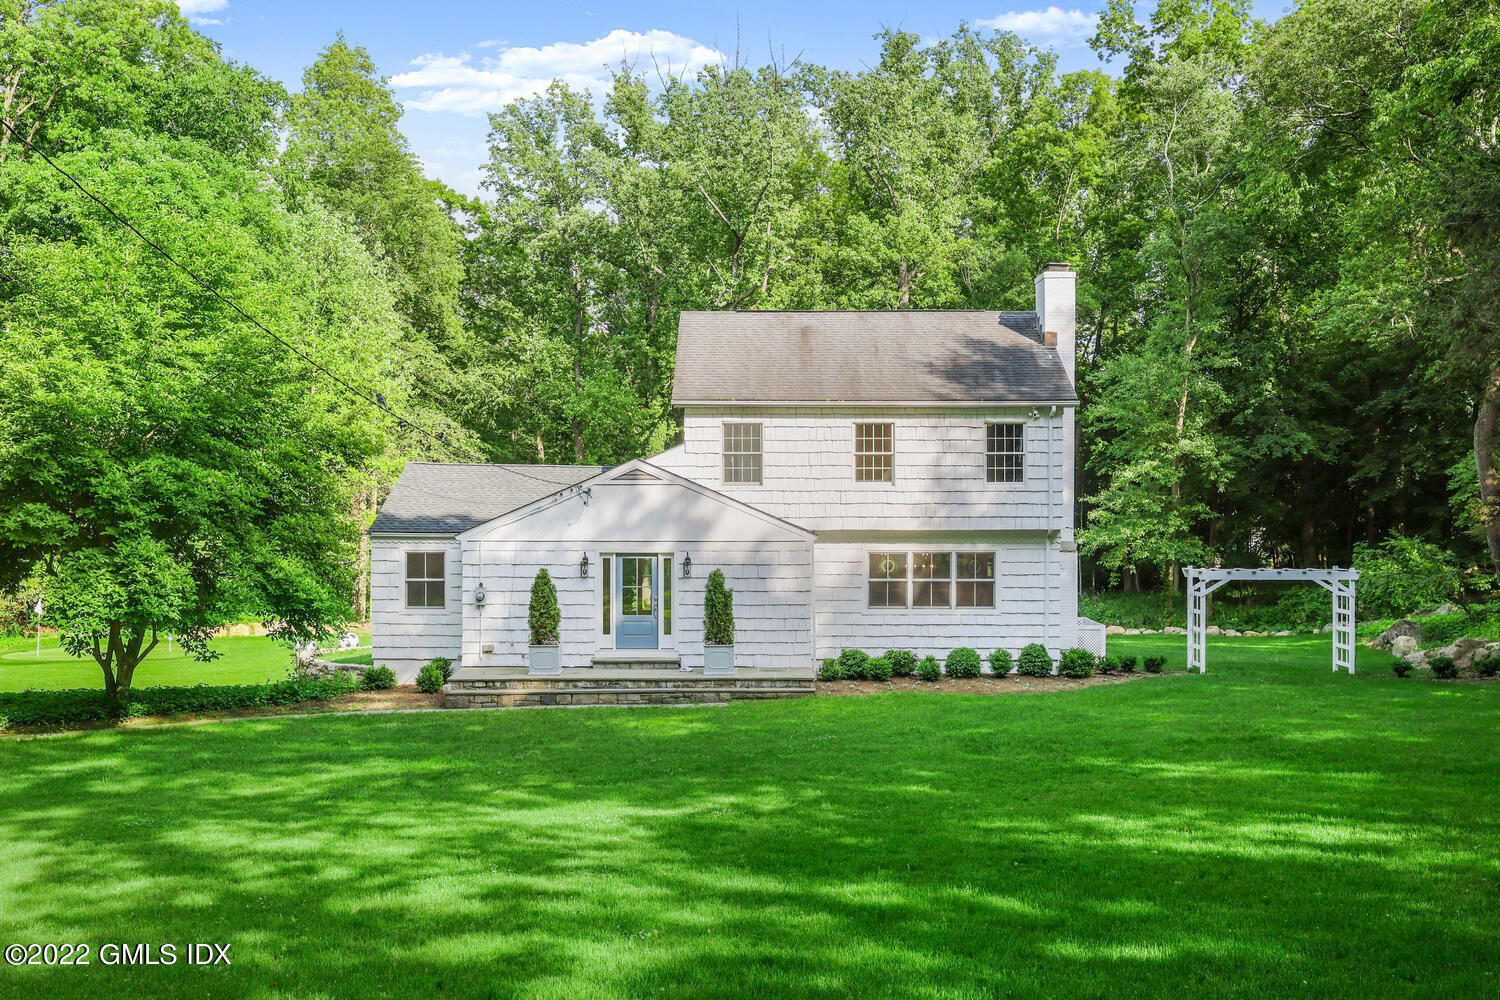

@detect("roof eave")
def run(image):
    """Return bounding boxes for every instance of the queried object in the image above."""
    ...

[672,398,1079,408]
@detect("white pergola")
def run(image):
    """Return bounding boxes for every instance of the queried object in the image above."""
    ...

[1182,567,1360,674]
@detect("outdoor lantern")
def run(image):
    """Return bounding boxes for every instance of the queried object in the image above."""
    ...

[580,553,590,578]
[474,582,487,606]
[682,554,692,578]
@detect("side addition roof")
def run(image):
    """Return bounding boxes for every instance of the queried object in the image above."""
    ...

[671,310,1077,406]
[369,462,607,536]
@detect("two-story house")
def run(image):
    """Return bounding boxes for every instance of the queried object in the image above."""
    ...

[369,264,1087,695]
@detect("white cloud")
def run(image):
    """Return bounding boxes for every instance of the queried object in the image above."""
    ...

[391,29,723,115]
[175,0,228,24]
[977,7,1099,44]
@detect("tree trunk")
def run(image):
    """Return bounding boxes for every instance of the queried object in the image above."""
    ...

[1475,362,1500,582]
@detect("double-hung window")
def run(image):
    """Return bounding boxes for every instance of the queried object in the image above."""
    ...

[723,422,762,485]
[855,423,894,483]
[986,423,1024,483]
[866,551,996,609]
[405,552,446,608]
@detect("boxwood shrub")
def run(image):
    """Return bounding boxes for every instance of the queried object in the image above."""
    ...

[415,662,447,694]
[1016,643,1052,677]
[885,650,918,677]
[361,665,398,690]
[0,674,360,731]
[1428,655,1458,679]
[945,647,982,679]
[837,649,871,680]
[1058,647,1095,678]
[1478,657,1499,678]
[1097,656,1117,675]
[1116,656,1138,674]
[428,656,454,682]
[819,657,844,680]
[1392,660,1413,678]
[1143,656,1166,674]
[988,648,1013,676]
[916,655,942,682]
[865,656,893,682]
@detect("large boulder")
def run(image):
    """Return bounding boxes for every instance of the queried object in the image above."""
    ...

[1105,625,1127,636]
[1450,637,1488,669]
[1370,620,1422,652]
[1390,635,1420,658]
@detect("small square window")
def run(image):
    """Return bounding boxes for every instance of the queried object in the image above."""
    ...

[855,423,893,483]
[405,551,445,608]
[723,423,762,484]
[986,423,1024,483]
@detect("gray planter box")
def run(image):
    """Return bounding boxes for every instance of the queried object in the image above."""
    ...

[703,643,735,676]
[528,644,561,676]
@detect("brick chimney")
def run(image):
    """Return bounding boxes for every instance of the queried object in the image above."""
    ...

[1034,263,1076,387]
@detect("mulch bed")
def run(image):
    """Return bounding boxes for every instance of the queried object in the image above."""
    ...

[816,672,1172,696]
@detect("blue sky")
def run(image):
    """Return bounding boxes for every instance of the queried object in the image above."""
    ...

[181,1,1289,195]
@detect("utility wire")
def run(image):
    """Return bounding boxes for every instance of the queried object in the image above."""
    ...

[0,116,521,470]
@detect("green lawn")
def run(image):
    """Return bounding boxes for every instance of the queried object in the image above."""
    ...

[1,636,1496,999]
[0,633,367,691]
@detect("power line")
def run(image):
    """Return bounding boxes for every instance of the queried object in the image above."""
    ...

[0,116,491,465]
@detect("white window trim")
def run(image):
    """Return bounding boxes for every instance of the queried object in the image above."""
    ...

[722,421,764,486]
[864,548,997,610]
[985,421,1026,485]
[404,550,447,610]
[853,421,895,485]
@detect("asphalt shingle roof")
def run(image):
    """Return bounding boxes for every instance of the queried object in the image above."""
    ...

[369,462,606,536]
[672,310,1075,405]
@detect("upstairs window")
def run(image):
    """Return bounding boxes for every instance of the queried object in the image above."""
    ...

[855,422,894,482]
[723,422,762,484]
[986,423,1024,483]
[405,552,445,608]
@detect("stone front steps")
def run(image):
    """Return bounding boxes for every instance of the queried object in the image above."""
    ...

[446,668,815,708]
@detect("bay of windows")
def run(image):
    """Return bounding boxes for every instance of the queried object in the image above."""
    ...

[867,551,995,609]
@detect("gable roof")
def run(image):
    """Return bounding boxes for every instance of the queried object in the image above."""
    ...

[671,310,1076,406]
[370,462,607,536]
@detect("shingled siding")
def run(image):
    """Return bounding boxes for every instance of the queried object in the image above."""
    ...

[371,536,463,683]
[461,540,814,671]
[658,406,1073,533]
[812,534,1080,661]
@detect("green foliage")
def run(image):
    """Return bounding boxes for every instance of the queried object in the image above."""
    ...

[865,656,893,682]
[1143,656,1166,674]
[528,569,560,645]
[1097,656,1117,675]
[428,656,454,682]
[0,674,358,731]
[1016,643,1053,677]
[916,655,942,682]
[988,648,1013,676]
[837,649,871,681]
[819,658,844,681]
[945,647,982,679]
[885,650,918,677]
[1116,656,1138,674]
[1352,535,1463,619]
[1058,648,1096,678]
[1477,657,1499,679]
[704,570,735,646]
[1392,660,1413,678]
[415,662,446,694]
[360,666,397,690]
[1428,655,1458,679]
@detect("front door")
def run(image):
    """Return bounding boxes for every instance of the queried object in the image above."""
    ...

[616,555,658,649]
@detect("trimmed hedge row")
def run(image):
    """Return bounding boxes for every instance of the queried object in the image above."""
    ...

[817,645,1175,681]
[0,674,361,731]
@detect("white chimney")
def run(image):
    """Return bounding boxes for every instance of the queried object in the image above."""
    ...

[1034,263,1076,387]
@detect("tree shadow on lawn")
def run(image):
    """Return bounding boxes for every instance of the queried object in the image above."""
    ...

[1,673,1497,1000]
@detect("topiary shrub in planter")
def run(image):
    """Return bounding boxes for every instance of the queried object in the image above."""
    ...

[415,661,446,693]
[703,569,736,676]
[819,657,844,680]
[885,650,918,677]
[1116,656,1138,674]
[528,569,562,675]
[865,656,893,682]
[1016,643,1052,677]
[1143,656,1166,674]
[1392,660,1413,678]
[1058,647,1095,678]
[988,648,1013,676]
[837,648,871,680]
[916,655,942,681]
[945,647,982,678]
[361,666,397,691]
[1428,655,1458,679]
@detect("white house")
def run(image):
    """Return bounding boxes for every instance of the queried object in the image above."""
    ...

[370,264,1088,694]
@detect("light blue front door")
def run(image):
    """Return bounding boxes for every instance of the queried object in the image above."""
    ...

[616,555,658,649]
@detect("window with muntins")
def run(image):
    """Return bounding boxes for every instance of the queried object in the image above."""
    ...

[855,422,894,482]
[866,551,996,609]
[867,552,908,607]
[723,423,762,484]
[405,552,445,608]
[986,423,1024,483]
